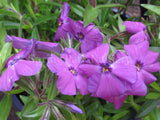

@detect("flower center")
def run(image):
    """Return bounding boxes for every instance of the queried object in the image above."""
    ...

[135,62,142,71]
[77,32,84,40]
[101,62,111,73]
[69,68,77,76]
[58,20,63,26]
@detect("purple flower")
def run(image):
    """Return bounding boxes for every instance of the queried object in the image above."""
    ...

[0,48,42,92]
[65,19,103,53]
[54,2,71,41]
[79,43,137,100]
[5,35,61,58]
[123,21,150,44]
[124,41,160,85]
[47,48,89,95]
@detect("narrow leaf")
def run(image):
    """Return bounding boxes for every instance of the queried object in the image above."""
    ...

[141,4,160,15]
[0,94,12,120]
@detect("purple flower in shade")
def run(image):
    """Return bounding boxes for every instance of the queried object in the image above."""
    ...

[54,2,71,41]
[123,21,150,44]
[0,48,42,92]
[5,35,61,58]
[65,104,83,114]
[124,41,160,85]
[78,44,137,103]
[65,19,103,53]
[47,48,89,95]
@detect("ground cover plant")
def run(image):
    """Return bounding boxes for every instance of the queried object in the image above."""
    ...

[0,0,160,120]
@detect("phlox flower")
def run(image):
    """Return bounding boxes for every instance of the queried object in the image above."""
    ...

[47,48,88,95]
[0,48,42,92]
[65,19,103,53]
[124,41,160,85]
[123,21,150,44]
[54,2,71,41]
[78,43,137,106]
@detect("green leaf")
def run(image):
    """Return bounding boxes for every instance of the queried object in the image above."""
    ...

[70,3,84,17]
[0,9,20,19]
[0,42,12,71]
[110,110,129,120]
[0,23,7,46]
[96,4,126,9]
[149,47,160,54]
[118,16,125,32]
[31,27,40,40]
[150,82,160,92]
[34,15,57,26]
[20,97,38,117]
[141,4,160,15]
[149,107,160,120]
[83,4,99,26]
[0,21,19,29]
[22,105,46,120]
[47,77,57,100]
[146,92,160,99]
[0,94,12,120]
[18,15,26,37]
[136,99,159,118]
[6,88,24,94]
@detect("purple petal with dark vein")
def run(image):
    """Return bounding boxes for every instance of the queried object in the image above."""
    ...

[0,67,19,92]
[84,43,109,64]
[15,60,42,76]
[47,54,68,74]
[61,48,82,68]
[57,71,76,95]
[111,56,137,84]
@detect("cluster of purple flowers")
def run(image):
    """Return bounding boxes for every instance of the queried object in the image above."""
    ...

[0,2,160,111]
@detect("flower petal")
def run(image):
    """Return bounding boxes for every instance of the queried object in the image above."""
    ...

[36,41,61,53]
[60,2,70,19]
[66,104,83,114]
[123,21,146,33]
[140,69,157,84]
[47,54,68,74]
[105,95,128,110]
[75,75,89,95]
[143,51,159,65]
[129,31,148,44]
[88,73,125,98]
[57,71,76,95]
[114,50,127,61]
[124,41,149,62]
[0,67,19,92]
[61,48,82,68]
[78,64,101,77]
[15,60,42,76]
[111,56,137,84]
[84,43,109,64]
[143,62,160,72]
